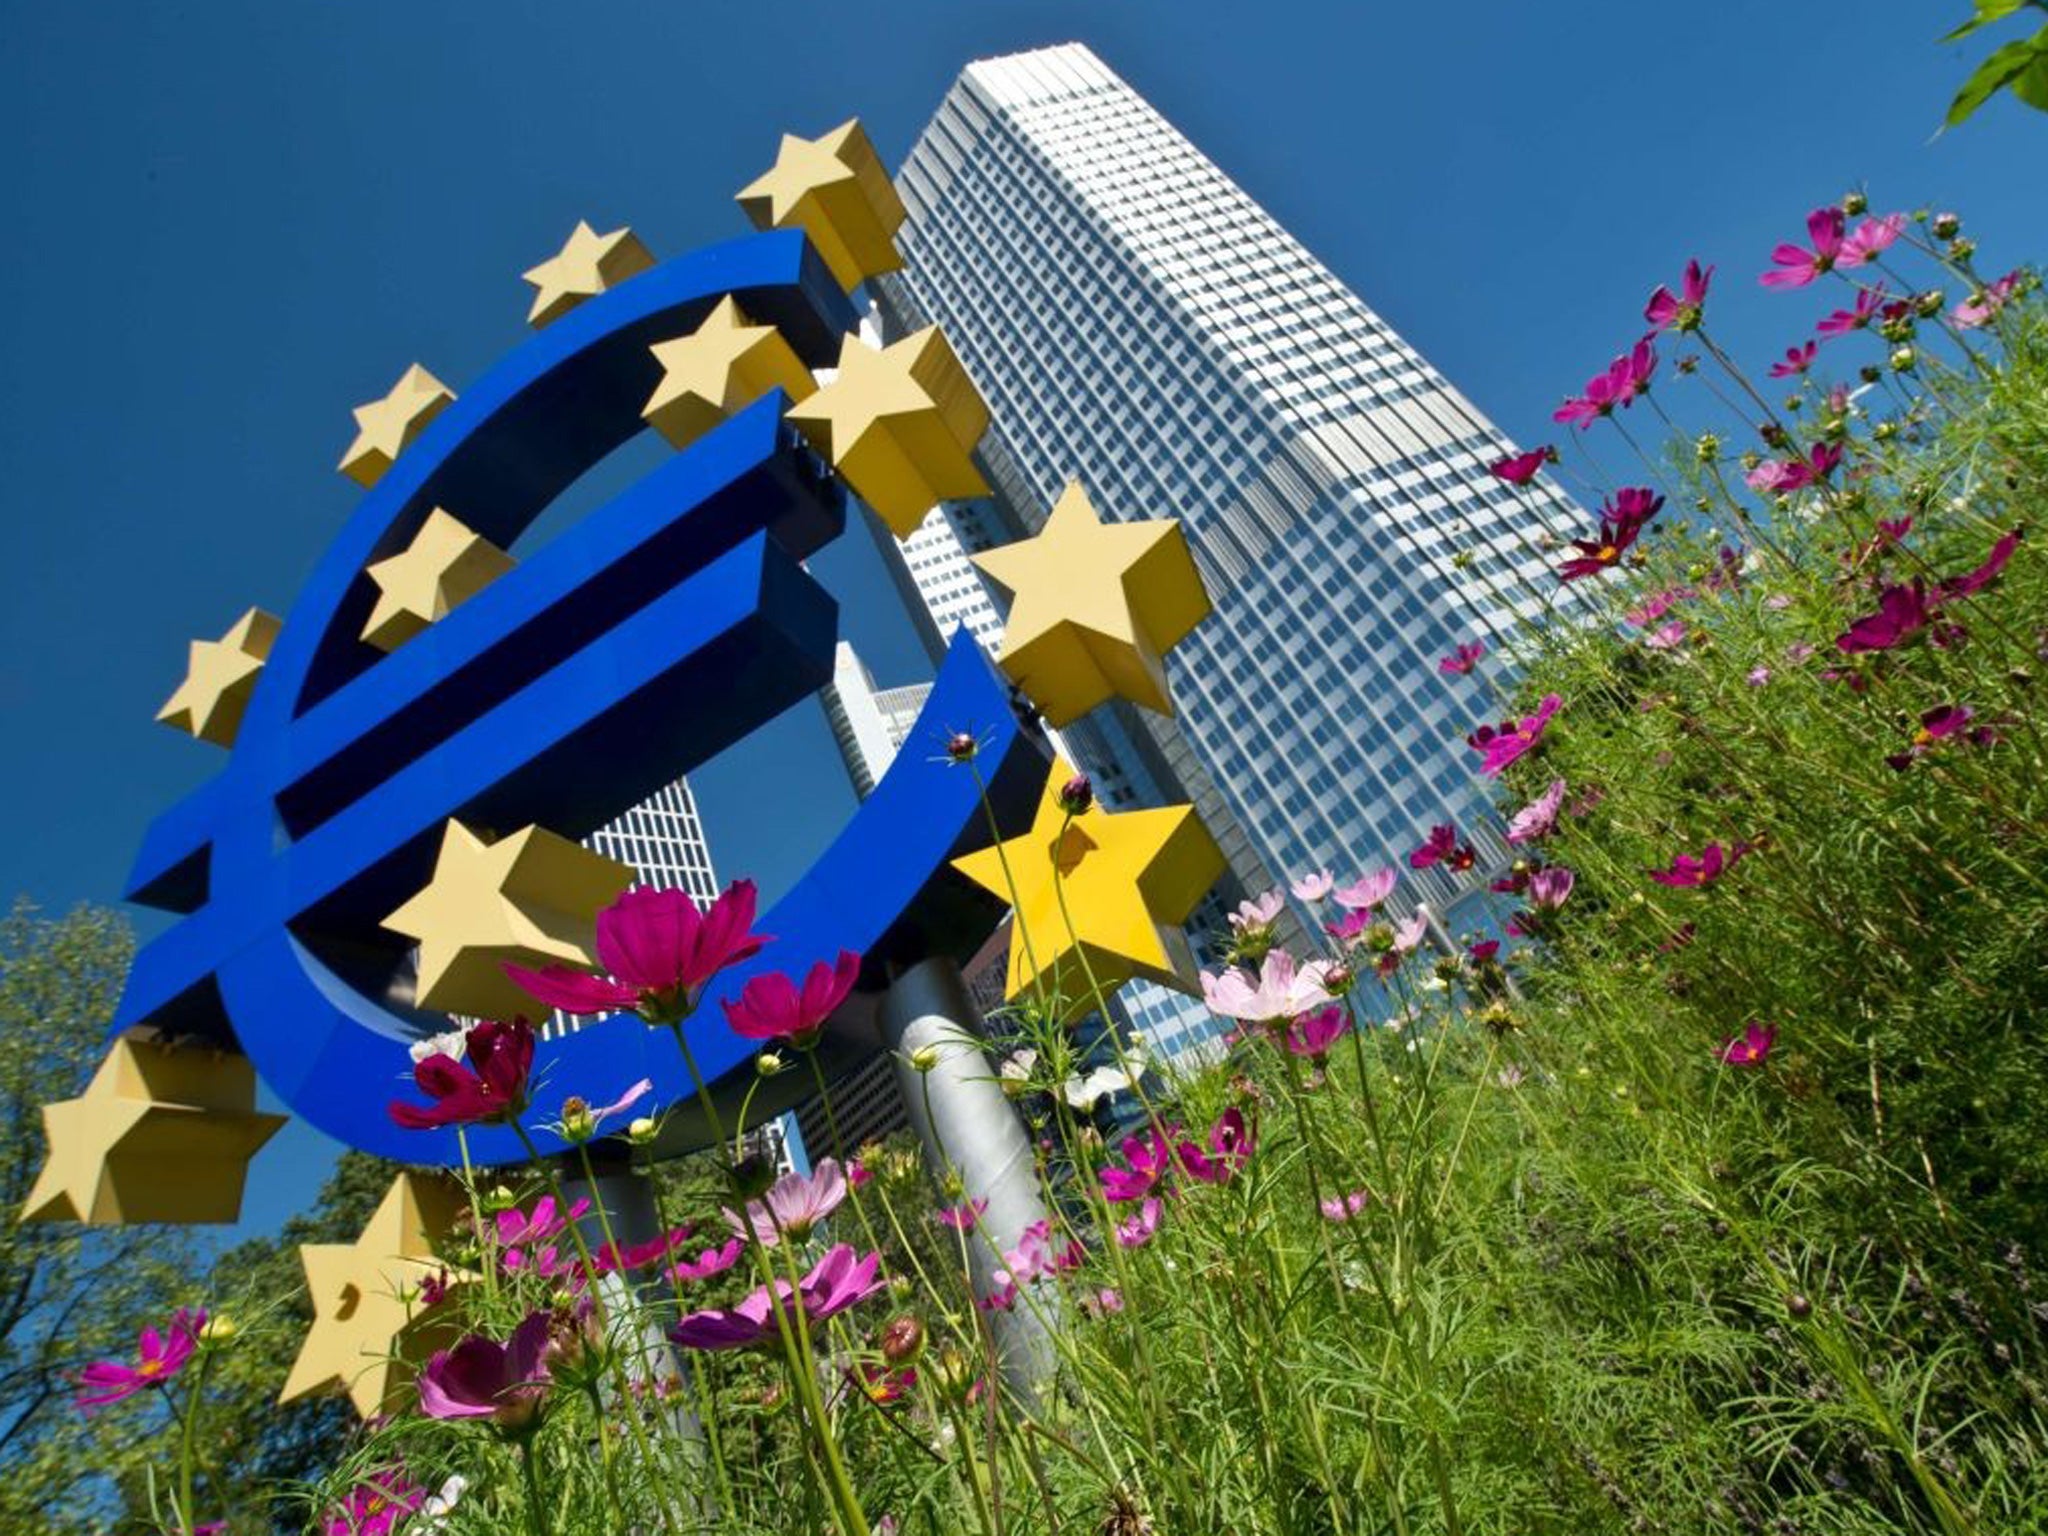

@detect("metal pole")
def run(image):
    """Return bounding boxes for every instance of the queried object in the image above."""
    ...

[876,956,1056,1398]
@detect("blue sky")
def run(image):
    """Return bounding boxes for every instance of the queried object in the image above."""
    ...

[3,0,2040,1232]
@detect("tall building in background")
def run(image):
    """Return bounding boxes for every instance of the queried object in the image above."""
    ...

[876,43,1584,933]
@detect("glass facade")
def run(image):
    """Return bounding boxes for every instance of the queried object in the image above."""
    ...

[876,43,1584,932]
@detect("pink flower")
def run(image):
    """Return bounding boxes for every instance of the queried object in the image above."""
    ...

[1886,703,1990,771]
[1320,1189,1373,1223]
[1228,888,1286,933]
[1506,779,1567,844]
[1746,460,1799,494]
[495,1195,592,1251]
[1839,213,1904,269]
[1625,587,1692,628]
[1643,620,1688,651]
[1836,582,1934,654]
[1290,870,1334,902]
[670,1245,885,1351]
[1526,866,1575,911]
[418,1312,552,1430]
[1767,342,1818,378]
[1780,441,1844,491]
[1560,488,1662,580]
[1760,207,1847,288]
[1719,1022,1777,1067]
[1816,285,1885,338]
[726,1159,848,1246]
[720,950,861,1045]
[997,1220,1084,1289]
[1934,528,2021,603]
[1177,1107,1255,1186]
[1553,340,1655,428]
[664,1238,746,1285]
[1284,1005,1350,1061]
[589,1226,697,1277]
[1644,259,1713,333]
[1101,1128,1176,1203]
[1201,949,1333,1024]
[1489,447,1553,484]
[1408,823,1475,872]
[323,1468,427,1536]
[1747,665,1771,687]
[388,1019,535,1131]
[1332,869,1397,911]
[1082,1287,1124,1318]
[936,1198,988,1233]
[1468,694,1563,776]
[1439,641,1486,676]
[1116,1198,1164,1249]
[76,1309,205,1412]
[1648,842,1748,889]
[505,882,771,1023]
[1954,270,2022,329]
[847,1160,873,1189]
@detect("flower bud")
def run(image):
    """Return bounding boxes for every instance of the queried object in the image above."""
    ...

[879,1315,926,1366]
[1949,236,1975,262]
[756,1051,785,1078]
[1057,774,1094,814]
[1859,365,1882,385]
[626,1116,658,1146]
[1931,211,1960,240]
[1787,1293,1813,1320]
[484,1184,518,1213]
[1323,963,1355,996]
[887,1274,914,1302]
[1841,190,1867,216]
[1914,289,1945,319]
[1890,346,1917,373]
[908,1044,941,1074]
[558,1096,596,1144]
[1675,353,1700,375]
[1874,421,1899,443]
[1694,432,1719,464]
[200,1315,237,1343]
[945,731,979,764]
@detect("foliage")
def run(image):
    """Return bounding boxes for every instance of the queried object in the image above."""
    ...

[1942,0,2048,124]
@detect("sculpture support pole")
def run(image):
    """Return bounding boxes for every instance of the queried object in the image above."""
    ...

[877,957,1055,1397]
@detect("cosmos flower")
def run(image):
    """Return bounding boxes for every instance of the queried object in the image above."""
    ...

[1934,528,2021,602]
[1101,1128,1176,1203]
[1116,1198,1164,1249]
[1439,641,1486,676]
[664,1238,746,1286]
[1954,270,2022,329]
[1643,621,1688,651]
[670,1245,885,1352]
[1468,694,1564,776]
[1506,779,1567,844]
[1284,1005,1350,1061]
[1768,341,1818,378]
[1816,285,1885,338]
[996,1220,1084,1289]
[1644,259,1713,333]
[1176,1107,1255,1185]
[1559,488,1663,580]
[1408,824,1475,872]
[1526,866,1575,911]
[1201,950,1333,1024]
[1553,340,1656,427]
[494,1195,592,1251]
[1885,703,1990,771]
[1836,583,1934,653]
[936,1198,988,1233]
[1625,587,1692,628]
[1489,447,1553,484]
[1719,1022,1777,1067]
[1290,870,1334,902]
[1332,869,1398,911]
[1320,1189,1374,1223]
[388,1019,535,1131]
[1648,842,1748,889]
[720,950,861,1046]
[1760,207,1847,288]
[76,1309,206,1412]
[725,1160,849,1247]
[1062,1049,1148,1111]
[417,1312,552,1431]
[1839,212,1905,268]
[505,883,771,1024]
[323,1468,428,1536]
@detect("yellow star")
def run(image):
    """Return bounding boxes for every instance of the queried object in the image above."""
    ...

[21,1035,285,1226]
[280,1171,466,1420]
[736,119,905,291]
[952,760,1224,1016]
[382,819,632,1019]
[156,607,282,747]
[360,509,516,652]
[784,328,989,537]
[521,220,655,328]
[972,482,1212,728]
[338,364,455,489]
[642,296,816,451]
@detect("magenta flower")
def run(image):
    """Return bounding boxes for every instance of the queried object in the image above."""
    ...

[664,1237,746,1286]
[1506,779,1567,844]
[1468,693,1563,776]
[1954,270,2022,328]
[76,1309,205,1412]
[1780,441,1844,491]
[505,881,772,1024]
[1290,870,1334,902]
[996,1220,1084,1289]
[1747,665,1771,687]
[1625,587,1692,628]
[418,1311,552,1431]
[1760,207,1847,288]
[1333,868,1397,912]
[720,949,860,1046]
[1526,866,1575,911]
[1719,1022,1777,1067]
[1320,1188,1373,1223]
[1886,703,1987,771]
[1648,842,1748,889]
[1644,259,1713,333]
[1839,213,1904,268]
[1746,459,1800,494]
[1102,1127,1176,1203]
[1643,621,1688,651]
[389,1019,535,1132]
[726,1159,848,1246]
[936,1198,988,1233]
[1177,1107,1255,1185]
[1934,528,2021,602]
[1439,640,1486,676]
[1554,341,1655,427]
[495,1195,592,1251]
[323,1468,427,1536]
[1768,342,1818,379]
[1408,823,1475,873]
[670,1245,885,1351]
[1817,285,1885,338]
[1116,1198,1164,1249]
[1836,583,1933,654]
[1284,1004,1350,1061]
[1559,487,1663,581]
[1201,949,1333,1025]
[1489,447,1553,484]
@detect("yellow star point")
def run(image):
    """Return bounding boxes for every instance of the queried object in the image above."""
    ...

[338,365,455,489]
[360,509,515,652]
[736,119,905,291]
[951,760,1224,1017]
[156,607,282,747]
[280,1171,466,1420]
[972,482,1212,727]
[522,220,655,328]
[382,819,633,1019]
[785,328,989,536]
[642,296,816,451]
[22,1035,286,1226]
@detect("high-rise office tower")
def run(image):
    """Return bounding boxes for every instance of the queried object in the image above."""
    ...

[876,43,1582,928]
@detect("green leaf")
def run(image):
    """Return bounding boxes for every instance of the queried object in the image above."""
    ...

[1946,34,2041,123]
[2010,29,2048,109]
[1941,0,2027,42]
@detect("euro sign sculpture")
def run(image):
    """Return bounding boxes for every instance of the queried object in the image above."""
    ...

[113,230,1046,1167]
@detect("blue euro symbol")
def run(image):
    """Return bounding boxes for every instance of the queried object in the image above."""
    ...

[114,230,1045,1166]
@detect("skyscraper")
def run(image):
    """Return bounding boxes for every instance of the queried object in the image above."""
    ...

[875,43,1583,930]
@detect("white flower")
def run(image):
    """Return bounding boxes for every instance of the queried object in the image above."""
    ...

[408,1027,466,1065]
[418,1474,468,1530]
[1062,1048,1147,1110]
